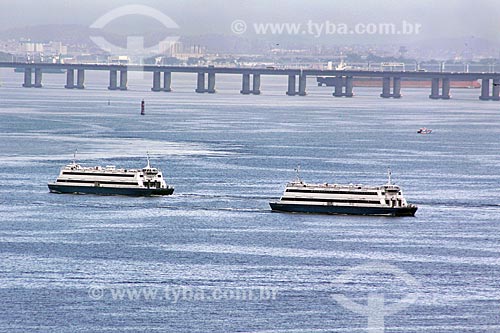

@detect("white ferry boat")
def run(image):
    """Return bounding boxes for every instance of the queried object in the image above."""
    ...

[48,154,174,196]
[270,169,417,216]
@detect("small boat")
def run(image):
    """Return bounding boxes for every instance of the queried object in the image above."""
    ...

[417,127,432,134]
[269,168,417,217]
[48,152,174,196]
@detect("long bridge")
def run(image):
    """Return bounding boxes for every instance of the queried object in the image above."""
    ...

[1,62,499,100]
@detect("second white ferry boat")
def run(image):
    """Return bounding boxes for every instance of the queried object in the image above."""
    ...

[270,168,417,216]
[48,153,174,196]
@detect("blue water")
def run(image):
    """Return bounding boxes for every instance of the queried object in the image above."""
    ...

[0,69,499,332]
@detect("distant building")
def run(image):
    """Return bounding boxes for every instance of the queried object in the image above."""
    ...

[108,55,130,64]
[159,41,183,57]
[44,41,68,55]
[158,41,206,60]
[20,41,44,53]
[11,39,68,56]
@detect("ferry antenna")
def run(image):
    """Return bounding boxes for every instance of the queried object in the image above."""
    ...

[73,150,77,165]
[387,167,392,185]
[294,164,302,182]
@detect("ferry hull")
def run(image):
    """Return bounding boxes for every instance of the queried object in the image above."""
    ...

[269,202,417,217]
[48,184,174,196]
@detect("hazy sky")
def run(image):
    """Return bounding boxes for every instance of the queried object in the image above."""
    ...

[1,0,500,42]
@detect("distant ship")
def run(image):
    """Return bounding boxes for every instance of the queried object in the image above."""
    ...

[317,76,480,89]
[48,153,174,196]
[317,61,480,89]
[269,169,417,217]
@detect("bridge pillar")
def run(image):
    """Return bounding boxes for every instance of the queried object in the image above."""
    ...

[479,79,490,100]
[345,76,354,97]
[195,72,206,93]
[34,68,42,88]
[492,79,500,101]
[298,73,307,96]
[286,75,297,96]
[429,78,452,99]
[333,76,344,97]
[151,71,161,91]
[392,77,401,98]
[22,68,32,87]
[240,73,251,94]
[162,72,172,92]
[65,69,75,89]
[380,77,391,98]
[76,69,85,89]
[429,78,440,99]
[380,77,401,98]
[441,78,451,99]
[207,72,216,93]
[119,70,127,90]
[252,74,261,95]
[108,70,118,90]
[330,76,354,97]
